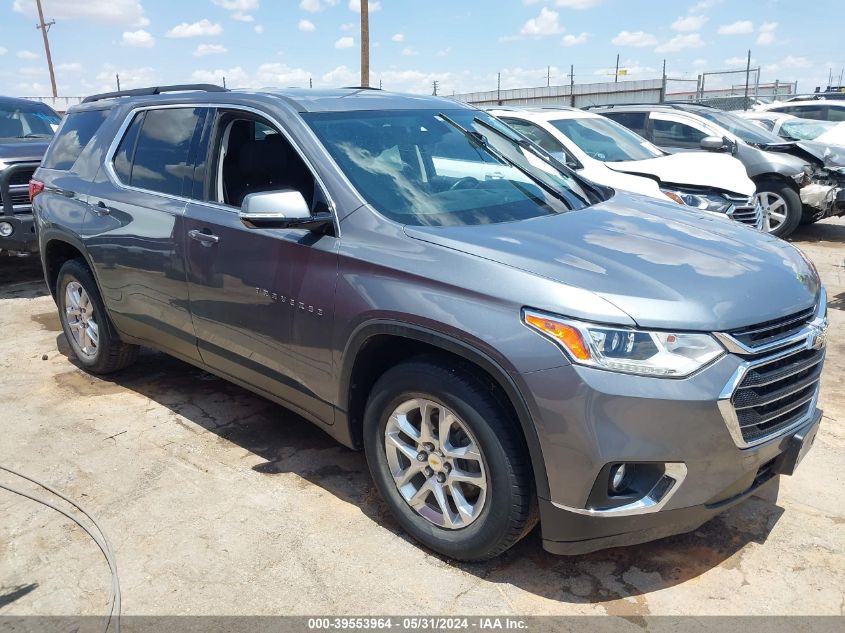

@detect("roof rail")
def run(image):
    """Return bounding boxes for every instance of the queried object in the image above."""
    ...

[586,101,715,111]
[81,84,228,104]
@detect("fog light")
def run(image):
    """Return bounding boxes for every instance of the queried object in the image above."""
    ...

[609,464,628,493]
[0,222,13,237]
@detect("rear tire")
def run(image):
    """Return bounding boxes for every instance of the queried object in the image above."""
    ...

[56,259,138,374]
[363,357,536,561]
[755,178,802,238]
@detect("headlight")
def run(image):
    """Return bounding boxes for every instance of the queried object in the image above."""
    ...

[523,309,725,377]
[660,189,732,213]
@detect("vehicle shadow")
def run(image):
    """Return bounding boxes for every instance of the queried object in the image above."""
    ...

[54,341,785,605]
[0,254,48,300]
[790,218,845,243]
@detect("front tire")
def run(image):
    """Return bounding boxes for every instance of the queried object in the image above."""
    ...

[363,357,536,561]
[57,259,138,374]
[755,178,802,238]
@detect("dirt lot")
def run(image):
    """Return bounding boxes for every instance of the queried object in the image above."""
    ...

[1,220,844,618]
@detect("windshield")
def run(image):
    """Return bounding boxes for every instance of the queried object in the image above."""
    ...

[0,102,60,139]
[550,116,663,161]
[779,119,838,141]
[304,109,592,227]
[692,108,784,145]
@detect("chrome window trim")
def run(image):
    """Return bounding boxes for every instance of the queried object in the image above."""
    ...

[716,290,828,449]
[551,463,687,517]
[102,102,340,235]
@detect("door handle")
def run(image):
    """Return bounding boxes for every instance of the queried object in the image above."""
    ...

[93,201,111,216]
[188,229,220,245]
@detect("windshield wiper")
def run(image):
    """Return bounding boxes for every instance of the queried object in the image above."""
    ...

[436,112,574,209]
[16,133,51,139]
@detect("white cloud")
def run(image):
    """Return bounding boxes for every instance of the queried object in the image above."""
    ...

[340,22,355,31]
[561,32,588,46]
[211,0,259,9]
[194,43,228,56]
[56,62,82,72]
[17,50,39,60]
[689,0,723,11]
[757,22,777,46]
[348,0,381,12]
[12,0,148,27]
[0,48,8,56]
[254,24,264,33]
[724,56,751,67]
[611,31,657,47]
[298,19,316,32]
[401,47,417,56]
[166,19,223,38]
[436,47,451,57]
[300,0,338,11]
[764,55,810,73]
[96,65,156,91]
[520,8,562,36]
[718,20,754,35]
[554,0,603,7]
[672,15,707,32]
[121,29,155,47]
[692,58,708,67]
[335,36,354,49]
[232,12,254,22]
[655,32,704,52]
[191,63,311,89]
[391,33,404,42]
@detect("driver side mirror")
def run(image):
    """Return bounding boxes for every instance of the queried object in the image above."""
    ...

[239,190,333,234]
[700,136,727,151]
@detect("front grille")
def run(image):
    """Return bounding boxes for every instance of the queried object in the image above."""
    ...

[7,166,35,186]
[731,346,824,443]
[727,307,815,349]
[727,196,763,228]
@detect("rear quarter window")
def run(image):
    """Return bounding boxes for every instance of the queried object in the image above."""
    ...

[41,109,109,170]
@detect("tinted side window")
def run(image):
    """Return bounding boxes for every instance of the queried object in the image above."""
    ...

[117,108,204,196]
[828,106,845,122]
[651,118,708,148]
[603,111,648,136]
[113,113,143,183]
[501,118,563,153]
[41,109,109,170]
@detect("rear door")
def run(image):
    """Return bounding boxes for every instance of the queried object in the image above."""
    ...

[84,106,208,362]
[181,108,339,424]
[647,112,714,152]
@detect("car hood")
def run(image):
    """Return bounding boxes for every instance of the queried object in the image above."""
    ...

[605,151,755,196]
[0,140,50,163]
[795,140,845,168]
[404,192,820,331]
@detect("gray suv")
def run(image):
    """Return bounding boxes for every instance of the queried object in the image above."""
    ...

[33,85,828,560]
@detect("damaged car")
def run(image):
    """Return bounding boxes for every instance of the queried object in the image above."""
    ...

[592,103,819,238]
[488,106,760,230]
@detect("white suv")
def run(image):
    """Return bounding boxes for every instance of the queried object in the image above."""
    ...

[489,106,761,230]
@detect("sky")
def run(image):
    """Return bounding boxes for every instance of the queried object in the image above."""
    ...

[0,0,842,99]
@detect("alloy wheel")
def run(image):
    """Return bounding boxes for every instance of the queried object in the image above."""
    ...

[64,281,99,358]
[384,398,487,529]
[756,191,788,234]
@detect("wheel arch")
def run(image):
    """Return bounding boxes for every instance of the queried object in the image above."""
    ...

[40,231,96,300]
[339,320,550,500]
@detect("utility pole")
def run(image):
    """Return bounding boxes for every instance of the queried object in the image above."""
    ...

[432,80,439,96]
[309,76,313,88]
[115,74,121,91]
[547,65,550,87]
[360,0,369,87]
[614,53,620,83]
[743,49,751,110]
[569,64,575,107]
[35,0,57,98]
[660,59,666,103]
[497,71,501,105]
[222,76,226,89]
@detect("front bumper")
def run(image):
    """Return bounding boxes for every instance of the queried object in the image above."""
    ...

[0,213,37,251]
[538,411,821,554]
[519,306,826,555]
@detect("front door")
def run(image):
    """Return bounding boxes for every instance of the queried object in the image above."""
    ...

[182,109,339,424]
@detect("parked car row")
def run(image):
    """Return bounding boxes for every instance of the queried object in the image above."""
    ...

[30,85,828,561]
